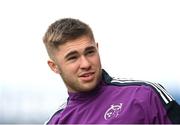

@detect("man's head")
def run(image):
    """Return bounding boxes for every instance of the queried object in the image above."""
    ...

[43,18,94,59]
[43,18,102,93]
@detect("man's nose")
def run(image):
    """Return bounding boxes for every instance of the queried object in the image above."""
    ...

[79,56,91,70]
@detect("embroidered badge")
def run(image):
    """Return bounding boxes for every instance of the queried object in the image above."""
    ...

[104,103,123,120]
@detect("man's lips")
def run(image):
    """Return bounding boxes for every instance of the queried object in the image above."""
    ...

[79,72,95,82]
[79,72,95,77]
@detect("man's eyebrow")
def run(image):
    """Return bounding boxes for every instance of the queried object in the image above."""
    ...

[64,51,78,59]
[64,46,96,59]
[85,46,96,51]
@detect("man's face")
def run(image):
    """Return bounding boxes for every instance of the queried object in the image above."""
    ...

[48,36,102,93]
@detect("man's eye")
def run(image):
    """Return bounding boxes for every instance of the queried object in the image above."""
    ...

[86,50,95,55]
[67,56,77,61]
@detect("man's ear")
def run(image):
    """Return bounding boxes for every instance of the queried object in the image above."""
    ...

[47,60,60,74]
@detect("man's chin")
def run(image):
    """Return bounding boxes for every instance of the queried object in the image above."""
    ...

[78,83,98,92]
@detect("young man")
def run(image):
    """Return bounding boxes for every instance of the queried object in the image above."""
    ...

[43,18,180,124]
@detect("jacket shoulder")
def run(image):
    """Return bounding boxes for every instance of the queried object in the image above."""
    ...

[45,102,67,124]
[108,77,174,104]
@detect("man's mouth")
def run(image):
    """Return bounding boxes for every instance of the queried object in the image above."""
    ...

[79,72,95,82]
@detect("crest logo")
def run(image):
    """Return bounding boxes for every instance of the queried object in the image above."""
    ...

[104,103,123,120]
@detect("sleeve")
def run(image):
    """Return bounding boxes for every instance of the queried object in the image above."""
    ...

[148,82,180,124]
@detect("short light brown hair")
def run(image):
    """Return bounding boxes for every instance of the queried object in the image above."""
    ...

[43,18,94,59]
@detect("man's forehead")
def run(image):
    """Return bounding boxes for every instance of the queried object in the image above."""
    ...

[64,43,96,55]
[60,38,95,53]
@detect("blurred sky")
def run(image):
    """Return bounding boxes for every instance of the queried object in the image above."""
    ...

[0,0,180,123]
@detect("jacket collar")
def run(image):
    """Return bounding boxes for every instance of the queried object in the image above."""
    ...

[102,69,113,84]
